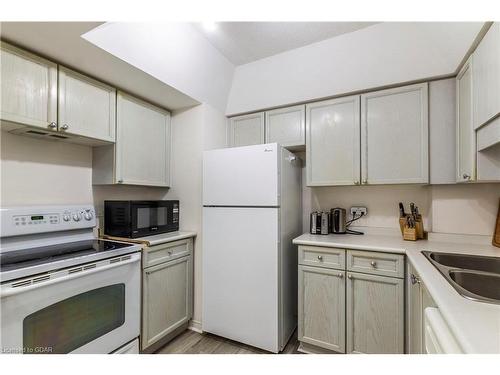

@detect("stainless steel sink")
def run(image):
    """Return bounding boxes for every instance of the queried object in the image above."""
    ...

[422,251,500,304]
[449,270,500,303]
[428,252,500,274]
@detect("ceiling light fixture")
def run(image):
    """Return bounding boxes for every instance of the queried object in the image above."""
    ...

[201,21,217,32]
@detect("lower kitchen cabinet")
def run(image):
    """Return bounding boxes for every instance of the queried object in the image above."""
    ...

[141,239,193,352]
[406,261,423,354]
[406,259,439,354]
[298,265,345,352]
[297,246,405,354]
[346,272,404,354]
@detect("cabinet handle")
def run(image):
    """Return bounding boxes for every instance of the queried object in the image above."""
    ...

[117,179,123,184]
[354,181,360,185]
[362,179,368,185]
[317,255,323,261]
[48,122,57,129]
[168,251,173,256]
[348,274,352,279]
[410,274,420,285]
[370,261,377,268]
[462,173,471,181]
[338,273,343,278]
[61,124,69,130]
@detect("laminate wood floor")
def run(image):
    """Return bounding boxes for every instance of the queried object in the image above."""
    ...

[155,329,301,354]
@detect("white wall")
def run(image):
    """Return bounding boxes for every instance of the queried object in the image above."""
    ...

[430,184,499,235]
[0,132,170,232]
[302,151,498,237]
[227,22,483,115]
[1,132,93,205]
[167,103,227,329]
[83,23,235,113]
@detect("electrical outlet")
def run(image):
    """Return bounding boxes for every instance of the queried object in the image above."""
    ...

[350,206,367,218]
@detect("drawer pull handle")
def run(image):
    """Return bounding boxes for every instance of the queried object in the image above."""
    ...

[348,274,352,279]
[338,273,343,278]
[410,274,420,285]
[370,261,377,268]
[317,255,323,261]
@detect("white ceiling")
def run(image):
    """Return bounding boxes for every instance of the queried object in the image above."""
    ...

[192,22,378,65]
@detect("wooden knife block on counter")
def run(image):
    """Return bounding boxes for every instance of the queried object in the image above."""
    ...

[399,216,425,241]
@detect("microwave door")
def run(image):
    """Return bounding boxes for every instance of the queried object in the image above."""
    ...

[131,204,153,237]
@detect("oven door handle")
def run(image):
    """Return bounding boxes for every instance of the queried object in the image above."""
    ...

[1,253,140,298]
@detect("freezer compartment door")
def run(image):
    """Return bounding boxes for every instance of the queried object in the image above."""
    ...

[203,143,279,206]
[202,207,279,352]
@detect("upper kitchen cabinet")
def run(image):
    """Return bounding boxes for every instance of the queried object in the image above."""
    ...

[361,83,429,185]
[265,105,305,149]
[228,112,265,147]
[472,22,500,130]
[473,23,500,182]
[306,96,361,186]
[93,92,171,187]
[58,66,116,142]
[456,57,475,182]
[429,78,457,185]
[0,42,57,131]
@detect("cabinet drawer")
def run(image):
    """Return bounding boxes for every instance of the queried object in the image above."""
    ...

[143,239,192,268]
[347,250,404,278]
[298,246,345,270]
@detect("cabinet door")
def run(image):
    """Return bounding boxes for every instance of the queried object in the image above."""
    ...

[116,92,171,186]
[298,265,345,353]
[0,42,57,130]
[142,256,192,350]
[456,57,475,182]
[58,66,116,142]
[306,96,361,186]
[228,112,265,147]
[346,272,404,354]
[361,83,429,184]
[265,105,305,148]
[473,22,500,129]
[406,262,422,354]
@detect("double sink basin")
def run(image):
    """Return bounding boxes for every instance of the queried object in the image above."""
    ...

[422,251,500,304]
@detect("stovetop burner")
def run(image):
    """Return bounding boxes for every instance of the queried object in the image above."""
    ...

[0,239,131,272]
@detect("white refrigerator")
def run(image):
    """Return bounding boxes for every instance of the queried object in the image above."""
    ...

[202,143,302,353]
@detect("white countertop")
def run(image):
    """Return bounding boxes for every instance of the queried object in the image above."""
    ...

[293,228,500,353]
[103,231,196,247]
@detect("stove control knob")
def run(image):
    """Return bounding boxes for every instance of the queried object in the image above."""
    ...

[73,213,82,222]
[84,212,93,221]
[63,214,71,222]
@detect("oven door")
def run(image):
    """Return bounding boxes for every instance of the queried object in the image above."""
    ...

[0,252,140,354]
[130,201,177,238]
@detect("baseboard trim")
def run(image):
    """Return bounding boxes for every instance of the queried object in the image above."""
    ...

[298,342,341,354]
[188,319,203,333]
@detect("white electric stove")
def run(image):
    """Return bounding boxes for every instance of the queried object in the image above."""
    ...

[0,205,142,354]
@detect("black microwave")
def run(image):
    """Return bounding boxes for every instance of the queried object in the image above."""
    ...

[104,200,179,238]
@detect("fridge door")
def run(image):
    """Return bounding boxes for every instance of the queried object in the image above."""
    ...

[203,143,279,207]
[202,206,279,352]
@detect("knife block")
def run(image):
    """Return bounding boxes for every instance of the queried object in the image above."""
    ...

[403,225,418,241]
[399,215,424,240]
